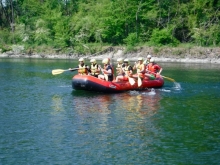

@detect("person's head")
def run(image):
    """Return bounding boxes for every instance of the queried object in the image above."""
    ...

[150,58,155,63]
[138,57,143,64]
[147,55,152,62]
[124,59,129,65]
[102,58,108,66]
[90,59,96,64]
[79,58,84,64]
[117,58,123,64]
[147,55,152,60]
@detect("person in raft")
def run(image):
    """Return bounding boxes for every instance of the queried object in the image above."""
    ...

[89,59,100,78]
[115,58,125,76]
[145,58,163,80]
[98,58,114,81]
[69,58,90,75]
[133,57,146,79]
[115,59,133,82]
[143,54,152,66]
[108,57,115,80]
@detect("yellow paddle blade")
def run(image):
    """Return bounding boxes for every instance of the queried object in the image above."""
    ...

[138,76,142,87]
[162,76,175,82]
[52,69,67,75]
[128,77,135,85]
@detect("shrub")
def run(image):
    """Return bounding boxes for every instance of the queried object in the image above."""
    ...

[149,28,180,46]
[123,33,138,47]
[0,28,11,44]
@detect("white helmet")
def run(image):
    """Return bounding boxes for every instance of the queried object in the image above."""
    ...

[150,58,155,63]
[117,58,123,63]
[124,59,129,63]
[90,59,96,63]
[102,58,108,64]
[79,58,84,62]
[138,57,143,61]
[147,55,152,58]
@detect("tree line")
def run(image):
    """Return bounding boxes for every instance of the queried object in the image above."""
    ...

[0,0,219,54]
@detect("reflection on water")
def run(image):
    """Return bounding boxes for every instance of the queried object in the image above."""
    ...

[71,88,162,120]
[128,89,161,118]
[71,92,113,135]
[69,89,167,164]
[72,93,112,114]
[51,94,64,112]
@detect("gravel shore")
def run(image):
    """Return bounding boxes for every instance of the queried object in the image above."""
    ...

[1,46,220,63]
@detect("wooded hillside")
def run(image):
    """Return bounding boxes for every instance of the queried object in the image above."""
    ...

[0,0,219,54]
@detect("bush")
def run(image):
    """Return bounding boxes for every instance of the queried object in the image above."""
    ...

[123,33,138,47]
[0,45,11,53]
[0,28,11,45]
[149,28,180,46]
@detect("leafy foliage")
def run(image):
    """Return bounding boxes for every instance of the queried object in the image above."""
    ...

[124,33,138,46]
[0,0,219,53]
[149,28,180,46]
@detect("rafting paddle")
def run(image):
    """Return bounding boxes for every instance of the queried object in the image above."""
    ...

[160,75,175,82]
[128,76,135,85]
[147,70,175,82]
[138,75,142,87]
[134,62,143,87]
[52,68,78,75]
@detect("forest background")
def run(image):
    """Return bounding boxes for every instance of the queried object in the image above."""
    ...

[0,0,219,60]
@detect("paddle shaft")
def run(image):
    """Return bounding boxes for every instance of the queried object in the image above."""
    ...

[52,68,79,75]
[147,70,175,82]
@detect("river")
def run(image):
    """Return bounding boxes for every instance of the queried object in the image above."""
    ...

[0,58,220,165]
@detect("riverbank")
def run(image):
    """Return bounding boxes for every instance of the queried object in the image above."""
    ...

[0,46,219,63]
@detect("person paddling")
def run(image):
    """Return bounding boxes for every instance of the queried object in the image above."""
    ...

[108,58,115,80]
[116,58,125,76]
[89,59,100,78]
[69,58,90,75]
[98,58,113,81]
[133,57,146,79]
[143,54,152,66]
[146,58,163,79]
[115,59,133,82]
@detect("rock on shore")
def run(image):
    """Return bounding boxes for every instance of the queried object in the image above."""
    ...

[0,46,220,63]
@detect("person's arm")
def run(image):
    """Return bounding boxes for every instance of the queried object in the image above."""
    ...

[102,66,112,74]
[158,67,162,74]
[103,67,112,74]
[145,64,149,71]
[154,65,162,74]
[128,66,133,75]
[69,66,79,71]
[120,64,126,74]
[85,65,91,73]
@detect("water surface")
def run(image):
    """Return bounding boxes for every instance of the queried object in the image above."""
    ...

[0,58,220,165]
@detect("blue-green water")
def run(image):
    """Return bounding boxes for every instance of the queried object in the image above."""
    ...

[0,58,220,165]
